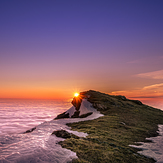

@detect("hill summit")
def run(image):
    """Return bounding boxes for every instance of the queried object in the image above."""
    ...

[55,90,143,119]
[56,90,163,163]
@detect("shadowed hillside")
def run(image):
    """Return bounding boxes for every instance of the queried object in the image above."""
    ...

[58,90,163,163]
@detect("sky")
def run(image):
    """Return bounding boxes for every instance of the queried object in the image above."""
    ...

[1,0,163,107]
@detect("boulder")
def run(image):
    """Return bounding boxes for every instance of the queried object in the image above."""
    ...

[130,100,143,105]
[24,127,36,133]
[71,110,80,118]
[71,96,82,111]
[54,112,69,119]
[52,130,79,139]
[79,112,93,118]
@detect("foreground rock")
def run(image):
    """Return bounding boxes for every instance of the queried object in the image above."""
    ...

[55,93,95,119]
[24,127,36,133]
[52,130,79,139]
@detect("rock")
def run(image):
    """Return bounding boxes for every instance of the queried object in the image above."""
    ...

[55,92,92,119]
[54,112,69,119]
[24,127,36,133]
[120,122,126,125]
[93,103,108,110]
[71,96,82,111]
[71,110,80,118]
[117,95,127,101]
[130,100,143,105]
[52,130,79,139]
[79,112,93,118]
[52,130,71,138]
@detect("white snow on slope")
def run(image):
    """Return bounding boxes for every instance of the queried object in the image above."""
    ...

[65,98,100,118]
[129,125,163,163]
[0,99,104,163]
[79,98,98,116]
[65,106,75,117]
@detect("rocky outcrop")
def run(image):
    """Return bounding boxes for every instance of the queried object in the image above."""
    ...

[92,103,108,110]
[54,90,143,120]
[55,112,69,119]
[71,110,80,118]
[79,112,93,118]
[24,127,36,133]
[52,130,79,139]
[54,94,85,119]
[130,99,142,105]
[71,96,82,111]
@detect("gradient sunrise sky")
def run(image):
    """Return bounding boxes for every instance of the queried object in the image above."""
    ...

[1,1,163,104]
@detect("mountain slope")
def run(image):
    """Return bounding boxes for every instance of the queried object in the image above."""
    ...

[58,90,163,163]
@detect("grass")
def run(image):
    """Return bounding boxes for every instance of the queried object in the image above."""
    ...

[59,90,163,163]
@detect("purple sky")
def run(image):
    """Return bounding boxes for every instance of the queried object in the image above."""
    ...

[1,0,163,100]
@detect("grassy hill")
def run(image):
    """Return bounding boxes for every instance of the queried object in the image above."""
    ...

[59,90,163,163]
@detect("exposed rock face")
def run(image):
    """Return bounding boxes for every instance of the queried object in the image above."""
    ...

[71,96,82,111]
[114,94,142,105]
[55,112,69,119]
[92,103,108,110]
[52,130,79,139]
[24,127,36,133]
[79,112,93,118]
[117,95,127,101]
[54,95,84,119]
[52,130,71,138]
[130,100,142,105]
[71,110,80,118]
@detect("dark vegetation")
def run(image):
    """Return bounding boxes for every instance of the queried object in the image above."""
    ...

[59,90,163,163]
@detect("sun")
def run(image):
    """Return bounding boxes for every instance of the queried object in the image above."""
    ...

[74,92,79,97]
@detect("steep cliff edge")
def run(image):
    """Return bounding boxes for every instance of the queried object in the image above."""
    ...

[56,90,163,163]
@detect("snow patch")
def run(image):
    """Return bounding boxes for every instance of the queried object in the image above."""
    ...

[65,106,76,118]
[79,99,96,116]
[129,125,163,163]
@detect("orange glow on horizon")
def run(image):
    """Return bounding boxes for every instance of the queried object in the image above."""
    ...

[0,87,73,100]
